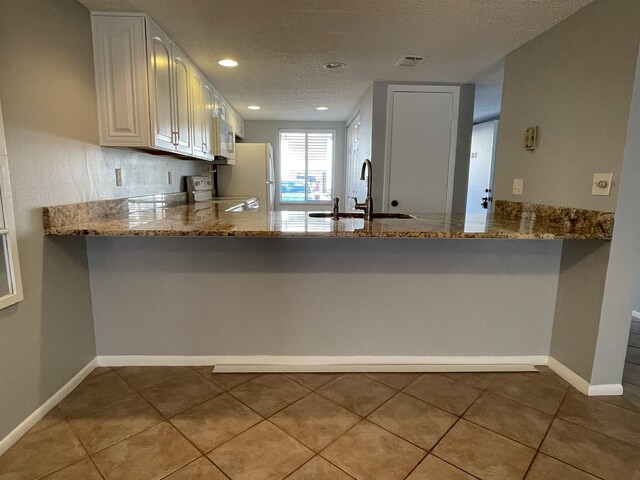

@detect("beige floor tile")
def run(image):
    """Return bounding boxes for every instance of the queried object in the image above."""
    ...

[229,374,310,417]
[92,422,199,480]
[540,418,640,480]
[531,366,572,389]
[487,373,566,414]
[364,373,421,390]
[170,393,262,452]
[270,393,360,451]
[115,366,191,390]
[368,392,457,450]
[406,455,476,480]
[28,406,65,434]
[41,458,103,480]
[525,454,599,480]
[58,371,134,418]
[208,372,260,390]
[440,372,496,390]
[598,382,640,412]
[139,369,223,417]
[623,362,640,386]
[321,420,425,480]
[286,456,353,480]
[317,374,396,416]
[403,374,482,416]
[0,422,86,480]
[626,346,640,365]
[208,421,314,480]
[67,393,163,453]
[86,367,113,379]
[433,420,535,480]
[163,457,229,479]
[463,391,553,448]
[558,390,640,447]
[284,373,342,390]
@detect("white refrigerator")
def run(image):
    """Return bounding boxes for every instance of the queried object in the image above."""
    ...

[217,143,275,211]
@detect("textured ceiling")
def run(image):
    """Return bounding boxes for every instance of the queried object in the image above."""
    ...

[77,0,593,121]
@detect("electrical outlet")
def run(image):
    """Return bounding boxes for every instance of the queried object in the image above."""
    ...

[512,178,524,195]
[592,173,613,196]
[168,172,173,185]
[115,168,122,186]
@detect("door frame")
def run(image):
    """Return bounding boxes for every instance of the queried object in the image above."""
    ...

[382,84,460,214]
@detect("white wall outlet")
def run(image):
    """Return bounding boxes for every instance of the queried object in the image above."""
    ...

[512,178,524,195]
[168,171,173,185]
[115,168,122,186]
[592,173,613,196]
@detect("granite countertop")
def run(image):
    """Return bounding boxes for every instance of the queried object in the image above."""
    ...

[42,194,613,240]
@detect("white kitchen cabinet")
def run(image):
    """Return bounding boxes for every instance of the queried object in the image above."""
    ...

[91,15,151,147]
[202,82,216,160]
[146,20,174,152]
[91,12,243,160]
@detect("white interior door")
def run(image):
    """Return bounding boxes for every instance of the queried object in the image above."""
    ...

[345,115,363,211]
[385,87,458,213]
[465,120,499,228]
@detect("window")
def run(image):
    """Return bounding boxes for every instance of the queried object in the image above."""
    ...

[0,101,23,310]
[279,130,334,203]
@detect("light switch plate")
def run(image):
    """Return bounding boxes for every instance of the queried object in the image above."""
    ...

[592,173,613,196]
[513,178,524,195]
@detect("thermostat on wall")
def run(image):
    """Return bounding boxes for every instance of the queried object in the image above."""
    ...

[524,126,538,151]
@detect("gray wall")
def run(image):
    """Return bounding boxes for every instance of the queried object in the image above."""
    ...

[472,59,504,123]
[89,237,562,358]
[0,0,200,439]
[589,37,640,385]
[369,82,475,213]
[240,121,346,212]
[493,0,640,211]
[550,241,611,380]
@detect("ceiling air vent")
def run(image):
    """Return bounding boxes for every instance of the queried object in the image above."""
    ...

[394,55,426,68]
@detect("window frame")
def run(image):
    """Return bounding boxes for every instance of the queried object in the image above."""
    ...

[278,128,336,205]
[0,157,23,309]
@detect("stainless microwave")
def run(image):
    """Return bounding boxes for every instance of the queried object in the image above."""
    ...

[212,116,235,164]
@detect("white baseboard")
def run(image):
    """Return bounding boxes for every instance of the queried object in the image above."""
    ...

[547,356,623,396]
[97,355,546,372]
[0,358,97,456]
[632,310,640,320]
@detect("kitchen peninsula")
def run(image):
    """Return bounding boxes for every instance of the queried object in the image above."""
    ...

[42,194,614,396]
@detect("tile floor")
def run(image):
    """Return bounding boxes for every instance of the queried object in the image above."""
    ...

[1,342,640,479]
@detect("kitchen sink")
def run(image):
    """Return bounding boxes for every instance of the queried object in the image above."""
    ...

[309,212,416,219]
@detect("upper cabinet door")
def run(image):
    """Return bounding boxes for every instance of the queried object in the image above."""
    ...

[91,15,150,147]
[146,20,175,152]
[203,83,215,160]
[171,44,192,155]
[190,68,206,159]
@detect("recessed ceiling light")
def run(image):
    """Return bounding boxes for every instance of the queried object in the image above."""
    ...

[323,62,345,70]
[316,107,329,111]
[218,59,238,67]
[248,105,260,110]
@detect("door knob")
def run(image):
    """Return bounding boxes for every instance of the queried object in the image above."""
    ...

[391,200,399,207]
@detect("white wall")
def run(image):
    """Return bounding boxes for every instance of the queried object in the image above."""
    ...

[89,237,562,358]
[0,0,201,438]
[493,0,640,211]
[472,59,504,123]
[239,121,346,211]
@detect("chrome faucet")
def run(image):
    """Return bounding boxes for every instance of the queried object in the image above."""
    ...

[354,159,373,221]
